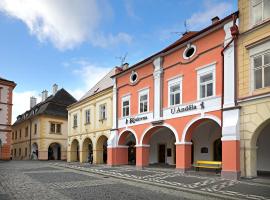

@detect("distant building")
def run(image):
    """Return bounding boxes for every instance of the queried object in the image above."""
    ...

[237,0,270,177]
[67,69,114,164]
[0,77,16,160]
[11,85,77,160]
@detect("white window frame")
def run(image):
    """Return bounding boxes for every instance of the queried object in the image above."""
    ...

[168,76,182,107]
[122,95,130,117]
[196,64,216,100]
[138,88,149,113]
[85,109,90,124]
[250,0,270,26]
[99,104,107,120]
[249,40,270,92]
[73,114,78,128]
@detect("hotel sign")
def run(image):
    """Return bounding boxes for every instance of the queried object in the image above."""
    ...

[171,102,205,114]
[125,116,148,124]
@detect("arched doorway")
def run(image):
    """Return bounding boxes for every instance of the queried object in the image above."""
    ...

[31,143,38,160]
[70,139,80,162]
[48,143,61,160]
[96,135,108,164]
[255,120,270,176]
[186,118,221,166]
[82,138,93,163]
[141,126,177,167]
[118,130,137,165]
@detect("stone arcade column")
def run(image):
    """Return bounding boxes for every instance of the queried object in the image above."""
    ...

[136,145,150,168]
[175,143,192,172]
[221,20,240,180]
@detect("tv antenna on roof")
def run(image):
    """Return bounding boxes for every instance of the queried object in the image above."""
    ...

[171,20,189,36]
[115,52,128,66]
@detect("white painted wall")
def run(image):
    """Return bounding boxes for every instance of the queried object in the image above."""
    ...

[149,128,175,165]
[257,123,270,172]
[192,121,221,162]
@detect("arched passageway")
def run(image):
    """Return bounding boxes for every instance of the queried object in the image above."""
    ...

[255,120,270,176]
[70,139,80,162]
[48,143,61,160]
[140,126,177,167]
[82,138,93,163]
[96,135,108,164]
[31,143,38,160]
[118,130,137,165]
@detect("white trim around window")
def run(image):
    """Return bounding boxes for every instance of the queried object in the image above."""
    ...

[122,94,130,118]
[138,88,149,114]
[168,76,183,107]
[197,63,216,100]
[250,0,270,27]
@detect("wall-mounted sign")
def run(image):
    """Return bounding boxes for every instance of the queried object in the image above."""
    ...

[171,102,204,114]
[125,116,148,124]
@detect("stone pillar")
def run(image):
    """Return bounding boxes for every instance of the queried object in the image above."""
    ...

[107,146,128,166]
[136,145,150,168]
[153,57,163,121]
[222,109,240,179]
[245,145,257,178]
[175,143,192,172]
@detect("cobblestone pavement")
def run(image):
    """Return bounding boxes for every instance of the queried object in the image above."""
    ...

[52,162,270,200]
[0,161,230,200]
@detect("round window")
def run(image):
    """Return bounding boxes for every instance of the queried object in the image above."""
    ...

[183,44,196,59]
[130,71,138,83]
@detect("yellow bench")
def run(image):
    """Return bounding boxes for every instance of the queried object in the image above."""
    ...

[194,160,222,173]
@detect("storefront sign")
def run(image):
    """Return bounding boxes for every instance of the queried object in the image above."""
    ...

[125,116,148,124]
[171,102,204,114]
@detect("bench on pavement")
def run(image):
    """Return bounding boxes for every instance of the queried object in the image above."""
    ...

[194,160,222,173]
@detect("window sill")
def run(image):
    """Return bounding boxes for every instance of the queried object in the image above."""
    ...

[72,126,78,129]
[49,132,62,135]
[84,122,91,125]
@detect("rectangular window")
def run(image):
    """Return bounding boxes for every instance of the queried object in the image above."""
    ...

[199,73,213,98]
[25,148,27,157]
[99,104,107,120]
[19,148,21,156]
[85,109,90,124]
[252,0,270,25]
[56,124,61,133]
[50,123,61,134]
[73,114,78,127]
[19,129,21,139]
[122,96,130,117]
[168,77,182,106]
[34,124,37,135]
[12,132,14,140]
[139,89,149,113]
[25,127,28,137]
[253,52,270,89]
[15,131,17,139]
[50,123,55,133]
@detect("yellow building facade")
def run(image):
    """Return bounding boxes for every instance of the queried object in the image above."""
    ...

[237,0,270,177]
[12,87,77,160]
[67,70,114,164]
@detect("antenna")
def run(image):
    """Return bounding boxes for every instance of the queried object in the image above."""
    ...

[184,20,189,33]
[170,20,189,37]
[115,52,128,66]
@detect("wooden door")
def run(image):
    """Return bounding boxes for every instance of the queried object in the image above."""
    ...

[158,144,166,163]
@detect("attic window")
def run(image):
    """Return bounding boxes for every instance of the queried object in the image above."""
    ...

[94,88,99,93]
[183,44,196,59]
[130,71,138,83]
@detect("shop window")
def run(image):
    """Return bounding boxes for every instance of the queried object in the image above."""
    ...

[139,89,149,113]
[251,0,270,25]
[73,114,78,128]
[99,104,107,121]
[253,52,270,89]
[122,96,130,117]
[197,64,215,100]
[85,109,90,124]
[168,77,182,106]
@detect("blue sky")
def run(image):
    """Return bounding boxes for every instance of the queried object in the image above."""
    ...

[0,0,237,122]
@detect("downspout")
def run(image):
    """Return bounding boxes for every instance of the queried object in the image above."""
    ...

[221,14,239,127]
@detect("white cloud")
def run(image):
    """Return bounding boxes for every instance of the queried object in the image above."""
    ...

[0,0,132,50]
[12,90,41,123]
[68,59,112,100]
[123,0,140,20]
[187,0,233,30]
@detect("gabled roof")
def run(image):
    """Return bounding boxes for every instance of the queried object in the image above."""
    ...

[13,88,77,125]
[75,68,115,103]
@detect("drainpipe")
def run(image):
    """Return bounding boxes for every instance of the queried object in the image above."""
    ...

[221,14,239,127]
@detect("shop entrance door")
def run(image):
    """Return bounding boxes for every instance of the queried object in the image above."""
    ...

[158,144,166,163]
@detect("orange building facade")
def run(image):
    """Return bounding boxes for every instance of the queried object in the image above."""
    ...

[0,77,16,160]
[107,13,241,180]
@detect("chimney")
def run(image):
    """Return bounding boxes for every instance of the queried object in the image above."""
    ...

[122,63,129,70]
[41,90,48,101]
[211,16,220,24]
[30,96,37,109]
[52,84,58,95]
